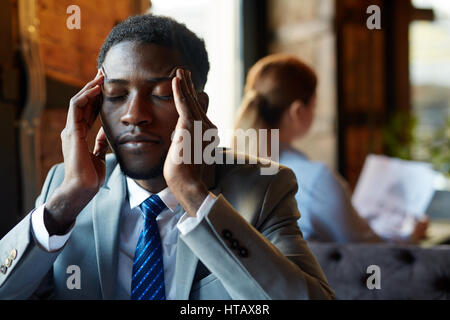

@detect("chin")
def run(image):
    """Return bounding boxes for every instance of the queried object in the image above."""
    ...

[116,151,167,180]
[121,166,163,180]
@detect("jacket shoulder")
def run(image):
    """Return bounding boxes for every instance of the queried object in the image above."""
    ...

[215,149,297,187]
[214,149,299,223]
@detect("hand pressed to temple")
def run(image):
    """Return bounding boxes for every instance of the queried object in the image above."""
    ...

[44,70,108,235]
[164,68,218,217]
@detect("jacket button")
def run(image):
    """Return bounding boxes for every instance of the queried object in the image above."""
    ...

[222,229,232,240]
[10,249,17,260]
[238,247,249,258]
[4,258,12,268]
[231,239,239,249]
[0,265,6,274]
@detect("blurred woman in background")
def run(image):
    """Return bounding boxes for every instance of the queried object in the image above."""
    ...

[233,54,427,244]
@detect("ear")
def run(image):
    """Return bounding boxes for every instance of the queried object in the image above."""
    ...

[288,100,304,122]
[197,92,209,113]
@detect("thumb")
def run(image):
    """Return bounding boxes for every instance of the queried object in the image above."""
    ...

[93,127,109,159]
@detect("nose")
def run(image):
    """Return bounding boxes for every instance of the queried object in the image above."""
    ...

[120,93,152,126]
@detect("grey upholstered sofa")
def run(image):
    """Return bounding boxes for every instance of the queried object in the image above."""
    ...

[308,243,450,299]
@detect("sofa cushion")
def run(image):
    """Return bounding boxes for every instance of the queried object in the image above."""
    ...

[308,243,450,300]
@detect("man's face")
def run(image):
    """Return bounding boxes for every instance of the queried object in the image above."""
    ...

[99,41,183,180]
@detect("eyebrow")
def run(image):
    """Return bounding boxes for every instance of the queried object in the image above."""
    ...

[102,65,180,85]
[105,77,174,84]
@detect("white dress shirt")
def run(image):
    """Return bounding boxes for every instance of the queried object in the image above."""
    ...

[30,177,217,300]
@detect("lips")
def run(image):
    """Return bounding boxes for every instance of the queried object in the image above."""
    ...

[118,133,161,145]
[117,133,162,152]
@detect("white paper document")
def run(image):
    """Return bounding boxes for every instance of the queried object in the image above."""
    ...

[352,154,437,239]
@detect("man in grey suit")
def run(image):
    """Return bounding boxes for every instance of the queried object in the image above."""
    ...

[0,14,334,300]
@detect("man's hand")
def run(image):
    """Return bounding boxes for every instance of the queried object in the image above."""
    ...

[163,68,217,217]
[44,69,108,235]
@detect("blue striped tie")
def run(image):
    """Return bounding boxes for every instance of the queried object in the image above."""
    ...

[131,194,167,300]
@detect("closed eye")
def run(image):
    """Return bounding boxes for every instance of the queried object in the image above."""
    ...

[152,95,173,101]
[103,94,173,103]
[105,95,127,102]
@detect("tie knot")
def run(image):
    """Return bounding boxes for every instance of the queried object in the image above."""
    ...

[139,194,167,220]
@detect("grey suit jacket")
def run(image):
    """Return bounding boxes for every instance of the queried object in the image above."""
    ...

[0,150,335,300]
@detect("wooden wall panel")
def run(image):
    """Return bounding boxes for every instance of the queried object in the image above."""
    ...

[337,0,394,189]
[336,0,414,189]
[341,25,385,113]
[344,126,384,189]
[35,0,148,186]
[37,0,148,87]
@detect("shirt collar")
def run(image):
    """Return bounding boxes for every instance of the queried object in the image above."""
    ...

[126,177,179,212]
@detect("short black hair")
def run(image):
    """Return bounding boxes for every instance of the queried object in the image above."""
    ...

[97,14,210,90]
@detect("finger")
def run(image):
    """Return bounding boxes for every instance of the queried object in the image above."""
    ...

[93,127,109,159]
[72,70,104,100]
[185,71,209,121]
[180,69,204,121]
[67,85,102,129]
[185,70,202,109]
[185,70,216,129]
[86,94,102,129]
[179,69,192,99]
[81,69,104,92]
[172,73,194,120]
[179,69,198,110]
[85,88,103,129]
[186,70,198,102]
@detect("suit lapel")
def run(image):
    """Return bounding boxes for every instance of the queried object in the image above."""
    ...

[92,164,126,300]
[175,224,199,300]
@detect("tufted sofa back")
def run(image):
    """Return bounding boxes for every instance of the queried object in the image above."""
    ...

[308,243,450,300]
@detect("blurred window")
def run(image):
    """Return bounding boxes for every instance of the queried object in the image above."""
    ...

[149,0,242,147]
[410,0,450,164]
